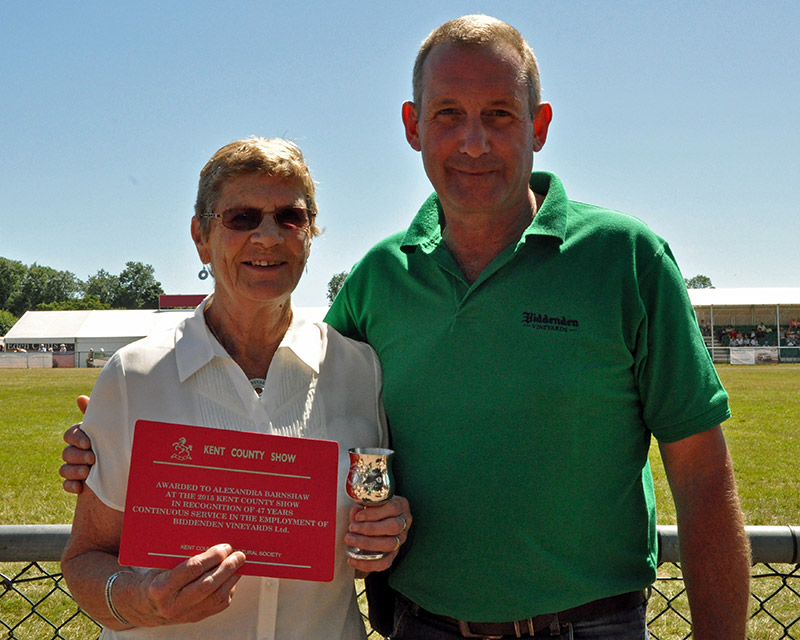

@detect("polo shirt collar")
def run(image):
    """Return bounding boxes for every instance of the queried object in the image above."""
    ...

[175,296,321,383]
[400,171,569,253]
[523,171,568,244]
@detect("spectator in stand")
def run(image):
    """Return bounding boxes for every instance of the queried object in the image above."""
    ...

[725,324,735,337]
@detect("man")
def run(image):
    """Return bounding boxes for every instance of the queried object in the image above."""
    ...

[64,15,750,639]
[325,15,750,639]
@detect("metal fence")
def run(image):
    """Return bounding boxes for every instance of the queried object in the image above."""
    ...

[2,525,798,639]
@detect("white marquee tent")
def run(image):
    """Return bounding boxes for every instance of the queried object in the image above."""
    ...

[2,306,328,367]
[3,309,195,366]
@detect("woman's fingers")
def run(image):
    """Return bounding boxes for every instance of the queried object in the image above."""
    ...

[141,544,247,624]
[346,495,412,573]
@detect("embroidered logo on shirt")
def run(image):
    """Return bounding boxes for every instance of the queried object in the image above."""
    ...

[522,312,580,333]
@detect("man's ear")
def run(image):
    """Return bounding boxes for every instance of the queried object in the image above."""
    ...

[191,216,211,264]
[402,101,422,152]
[532,102,553,152]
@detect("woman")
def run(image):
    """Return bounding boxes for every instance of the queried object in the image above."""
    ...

[60,137,410,639]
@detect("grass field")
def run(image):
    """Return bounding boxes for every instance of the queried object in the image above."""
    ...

[1,365,798,639]
[0,369,100,525]
[649,364,800,526]
[1,365,798,526]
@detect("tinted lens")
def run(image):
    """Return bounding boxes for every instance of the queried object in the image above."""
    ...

[222,207,263,231]
[274,207,311,229]
[219,206,311,231]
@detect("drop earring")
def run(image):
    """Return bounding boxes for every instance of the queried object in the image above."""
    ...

[198,264,210,280]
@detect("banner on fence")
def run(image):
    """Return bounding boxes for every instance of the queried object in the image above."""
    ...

[730,347,779,365]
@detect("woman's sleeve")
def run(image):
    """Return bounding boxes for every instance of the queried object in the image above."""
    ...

[83,354,133,511]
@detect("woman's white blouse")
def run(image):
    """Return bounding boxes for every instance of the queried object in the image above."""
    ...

[84,300,388,639]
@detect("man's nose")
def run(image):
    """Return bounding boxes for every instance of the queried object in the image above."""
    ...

[459,116,490,157]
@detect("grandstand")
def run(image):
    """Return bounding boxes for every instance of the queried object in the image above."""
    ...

[689,287,800,363]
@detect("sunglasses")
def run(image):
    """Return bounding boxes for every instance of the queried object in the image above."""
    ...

[199,206,314,232]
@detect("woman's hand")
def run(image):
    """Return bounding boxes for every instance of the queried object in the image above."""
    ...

[345,495,412,574]
[61,486,247,629]
[60,395,94,494]
[121,544,247,627]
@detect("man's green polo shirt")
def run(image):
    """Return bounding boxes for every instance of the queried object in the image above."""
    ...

[325,171,729,620]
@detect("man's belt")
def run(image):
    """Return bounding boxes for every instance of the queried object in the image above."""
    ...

[402,589,648,638]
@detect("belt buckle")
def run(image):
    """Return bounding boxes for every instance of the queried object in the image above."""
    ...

[514,618,536,637]
[457,620,503,639]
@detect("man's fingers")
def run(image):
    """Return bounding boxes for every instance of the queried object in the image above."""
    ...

[61,478,84,495]
[59,462,90,481]
[63,424,93,450]
[76,395,90,414]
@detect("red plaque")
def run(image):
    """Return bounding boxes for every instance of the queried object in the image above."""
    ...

[119,420,339,581]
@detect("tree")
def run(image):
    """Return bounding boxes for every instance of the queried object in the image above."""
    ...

[7,263,81,316]
[684,274,714,289]
[84,269,121,306]
[0,310,17,335]
[114,261,164,309]
[327,271,349,305]
[0,257,27,311]
[36,295,110,311]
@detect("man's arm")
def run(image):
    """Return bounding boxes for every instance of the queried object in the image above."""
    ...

[659,425,751,639]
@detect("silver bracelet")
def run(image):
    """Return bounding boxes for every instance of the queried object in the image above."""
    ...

[105,571,132,626]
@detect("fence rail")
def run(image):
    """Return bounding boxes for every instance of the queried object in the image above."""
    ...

[2,525,798,639]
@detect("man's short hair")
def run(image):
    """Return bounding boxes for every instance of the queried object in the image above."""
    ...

[194,136,320,237]
[412,14,542,117]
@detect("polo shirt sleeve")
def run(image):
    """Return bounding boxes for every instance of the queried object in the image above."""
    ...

[633,241,730,443]
[324,268,367,343]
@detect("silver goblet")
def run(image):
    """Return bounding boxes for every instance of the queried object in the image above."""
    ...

[346,447,395,560]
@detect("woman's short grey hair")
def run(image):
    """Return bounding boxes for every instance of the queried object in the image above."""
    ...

[412,14,542,117]
[194,136,321,237]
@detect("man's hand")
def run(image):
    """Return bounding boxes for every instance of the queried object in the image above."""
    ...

[346,495,412,575]
[60,395,94,494]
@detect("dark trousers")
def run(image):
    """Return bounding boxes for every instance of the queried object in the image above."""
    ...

[389,598,649,639]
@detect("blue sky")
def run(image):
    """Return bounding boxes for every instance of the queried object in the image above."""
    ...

[3,1,798,307]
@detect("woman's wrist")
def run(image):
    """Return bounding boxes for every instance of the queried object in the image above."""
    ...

[105,570,135,627]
